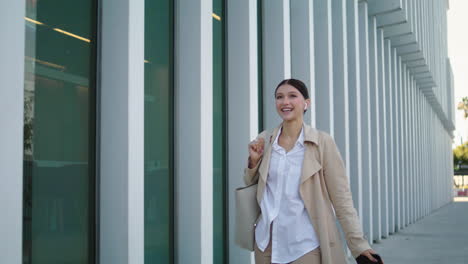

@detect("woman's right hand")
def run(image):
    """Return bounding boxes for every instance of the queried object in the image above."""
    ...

[248,138,265,168]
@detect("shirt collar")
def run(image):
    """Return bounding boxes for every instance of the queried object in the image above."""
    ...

[272,126,305,149]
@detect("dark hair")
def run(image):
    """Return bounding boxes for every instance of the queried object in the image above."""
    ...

[274,78,310,100]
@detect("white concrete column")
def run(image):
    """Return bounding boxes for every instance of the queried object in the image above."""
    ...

[376,29,387,239]
[347,0,362,218]
[409,71,415,225]
[394,54,402,231]
[174,0,213,263]
[369,16,381,242]
[414,86,419,221]
[403,68,410,227]
[290,0,315,127]
[417,88,422,220]
[0,1,25,262]
[380,38,391,238]
[100,0,145,263]
[313,0,334,135]
[358,1,373,244]
[227,0,259,263]
[332,0,350,180]
[423,99,428,216]
[416,87,420,220]
[263,0,291,129]
[401,64,408,227]
[409,77,415,224]
[388,46,397,234]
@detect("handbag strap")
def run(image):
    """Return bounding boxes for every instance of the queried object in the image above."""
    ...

[249,129,273,185]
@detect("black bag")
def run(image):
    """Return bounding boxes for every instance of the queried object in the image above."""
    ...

[355,253,383,264]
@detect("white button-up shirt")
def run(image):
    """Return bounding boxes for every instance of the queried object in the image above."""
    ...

[255,127,320,263]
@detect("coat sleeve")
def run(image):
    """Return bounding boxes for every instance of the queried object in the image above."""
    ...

[321,133,371,258]
[243,131,268,186]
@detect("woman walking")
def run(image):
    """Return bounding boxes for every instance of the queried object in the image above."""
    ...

[244,79,382,264]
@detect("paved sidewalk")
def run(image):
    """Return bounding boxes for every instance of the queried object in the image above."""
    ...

[361,198,468,264]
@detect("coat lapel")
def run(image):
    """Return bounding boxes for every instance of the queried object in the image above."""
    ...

[256,125,280,204]
[300,145,322,184]
[300,124,322,183]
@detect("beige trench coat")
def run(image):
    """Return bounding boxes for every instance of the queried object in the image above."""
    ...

[244,123,371,263]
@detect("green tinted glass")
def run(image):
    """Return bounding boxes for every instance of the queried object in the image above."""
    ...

[22,0,97,263]
[258,0,264,132]
[213,0,227,263]
[144,1,174,263]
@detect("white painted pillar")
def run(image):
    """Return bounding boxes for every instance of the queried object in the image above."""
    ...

[388,46,397,234]
[401,64,408,228]
[263,0,291,129]
[358,1,373,244]
[394,54,402,231]
[313,0,334,135]
[175,0,213,263]
[0,1,25,262]
[404,68,410,227]
[376,29,387,239]
[380,38,391,238]
[290,0,315,127]
[331,0,349,179]
[227,0,259,263]
[410,74,415,223]
[100,0,145,262]
[347,0,362,218]
[408,77,413,225]
[417,87,422,220]
[368,16,381,242]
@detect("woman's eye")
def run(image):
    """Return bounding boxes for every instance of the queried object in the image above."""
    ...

[276,96,282,99]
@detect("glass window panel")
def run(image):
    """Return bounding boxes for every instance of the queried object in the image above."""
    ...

[213,0,227,263]
[144,1,174,263]
[258,0,264,132]
[22,0,97,263]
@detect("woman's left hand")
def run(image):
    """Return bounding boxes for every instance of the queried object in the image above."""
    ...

[360,249,383,263]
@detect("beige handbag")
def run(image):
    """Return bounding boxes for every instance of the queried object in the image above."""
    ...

[235,131,271,251]
[235,182,260,251]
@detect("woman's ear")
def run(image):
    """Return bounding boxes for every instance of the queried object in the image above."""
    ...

[305,99,311,110]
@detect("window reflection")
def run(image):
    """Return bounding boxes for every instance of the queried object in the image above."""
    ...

[144,0,174,263]
[22,0,97,263]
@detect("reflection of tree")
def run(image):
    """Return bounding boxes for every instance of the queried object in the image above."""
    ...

[458,96,468,119]
[454,141,468,168]
[24,89,34,160]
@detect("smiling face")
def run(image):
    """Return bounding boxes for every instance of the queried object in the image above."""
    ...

[275,84,311,122]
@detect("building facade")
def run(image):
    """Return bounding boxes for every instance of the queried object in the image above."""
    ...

[0,0,454,263]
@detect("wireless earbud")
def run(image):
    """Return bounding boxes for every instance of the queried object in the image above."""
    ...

[304,104,307,110]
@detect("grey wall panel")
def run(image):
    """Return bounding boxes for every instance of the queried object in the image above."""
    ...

[0,0,25,262]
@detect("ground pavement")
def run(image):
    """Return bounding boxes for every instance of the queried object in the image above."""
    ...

[348,197,468,264]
